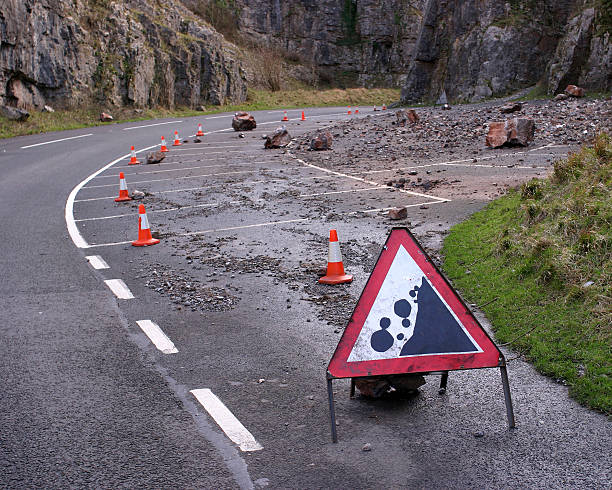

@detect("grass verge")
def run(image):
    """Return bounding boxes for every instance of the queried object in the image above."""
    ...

[442,134,611,415]
[0,87,400,140]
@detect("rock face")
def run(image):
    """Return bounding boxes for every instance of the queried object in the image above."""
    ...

[0,0,247,110]
[233,0,427,87]
[401,0,611,103]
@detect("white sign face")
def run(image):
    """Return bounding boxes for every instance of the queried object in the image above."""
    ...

[347,245,481,363]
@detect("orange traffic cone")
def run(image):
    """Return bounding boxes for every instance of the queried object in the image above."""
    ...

[355,107,359,114]
[382,103,387,111]
[301,110,306,121]
[132,204,160,247]
[128,146,140,165]
[115,172,132,202]
[196,123,204,137]
[282,111,289,122]
[160,136,169,152]
[172,131,182,146]
[319,229,353,285]
[348,106,352,115]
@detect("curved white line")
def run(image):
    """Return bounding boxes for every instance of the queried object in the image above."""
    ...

[65,143,159,248]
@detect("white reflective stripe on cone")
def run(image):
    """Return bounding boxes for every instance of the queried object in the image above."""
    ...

[140,213,150,230]
[120,179,128,190]
[328,241,343,263]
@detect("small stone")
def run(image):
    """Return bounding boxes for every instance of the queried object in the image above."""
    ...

[310,131,333,150]
[388,207,408,220]
[442,103,451,110]
[583,281,594,288]
[362,443,372,452]
[42,105,55,113]
[257,378,265,384]
[473,431,485,438]
[264,126,291,149]
[554,93,569,102]
[196,105,206,112]
[193,138,202,143]
[239,132,245,138]
[146,151,166,164]
[500,102,523,114]
[100,112,113,122]
[132,190,145,200]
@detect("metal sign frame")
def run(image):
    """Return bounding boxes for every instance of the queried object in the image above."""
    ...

[325,227,515,442]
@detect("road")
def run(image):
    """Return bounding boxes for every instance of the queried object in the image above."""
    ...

[1,104,610,489]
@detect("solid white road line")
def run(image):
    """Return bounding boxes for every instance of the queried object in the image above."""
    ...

[21,133,93,149]
[75,202,219,222]
[94,162,256,179]
[85,255,110,269]
[66,142,160,248]
[104,279,134,299]
[136,320,178,354]
[300,186,383,198]
[360,200,445,214]
[190,389,263,452]
[123,121,182,131]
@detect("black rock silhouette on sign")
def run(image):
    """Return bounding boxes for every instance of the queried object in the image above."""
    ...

[400,278,479,356]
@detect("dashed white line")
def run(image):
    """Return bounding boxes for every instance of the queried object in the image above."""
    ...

[104,279,134,299]
[123,121,182,131]
[85,255,110,269]
[75,202,219,222]
[21,133,93,149]
[136,320,178,354]
[190,389,263,452]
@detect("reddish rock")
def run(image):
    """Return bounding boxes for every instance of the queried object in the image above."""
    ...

[395,109,419,126]
[388,207,408,220]
[264,126,291,148]
[565,84,585,97]
[100,112,113,122]
[486,118,535,148]
[310,131,333,150]
[354,377,390,398]
[232,111,256,131]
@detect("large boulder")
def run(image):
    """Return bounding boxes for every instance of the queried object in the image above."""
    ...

[146,151,166,164]
[232,111,256,131]
[396,109,419,126]
[264,126,291,148]
[310,131,333,150]
[0,105,29,121]
[486,118,535,148]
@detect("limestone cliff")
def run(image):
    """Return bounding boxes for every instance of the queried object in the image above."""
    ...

[0,0,247,110]
[400,0,611,103]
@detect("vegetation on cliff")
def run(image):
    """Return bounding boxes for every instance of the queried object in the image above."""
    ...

[443,134,611,415]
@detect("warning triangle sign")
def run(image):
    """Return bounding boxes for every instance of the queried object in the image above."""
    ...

[328,228,502,378]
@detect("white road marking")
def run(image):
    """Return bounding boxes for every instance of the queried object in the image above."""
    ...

[21,133,93,149]
[162,147,254,152]
[94,161,259,179]
[300,186,383,197]
[293,156,449,203]
[75,202,219,222]
[65,142,160,248]
[136,320,178,354]
[83,169,257,189]
[87,218,311,248]
[123,121,182,131]
[85,255,110,269]
[359,200,445,214]
[190,389,263,452]
[104,279,134,299]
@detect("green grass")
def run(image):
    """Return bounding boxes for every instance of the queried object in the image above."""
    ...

[0,87,399,139]
[442,134,611,415]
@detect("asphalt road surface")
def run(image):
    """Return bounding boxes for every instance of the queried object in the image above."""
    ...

[1,104,610,489]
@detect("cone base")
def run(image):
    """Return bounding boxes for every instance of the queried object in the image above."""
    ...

[132,238,160,247]
[128,160,140,165]
[161,148,169,153]
[319,274,353,285]
[196,131,204,137]
[115,196,132,202]
[172,142,182,146]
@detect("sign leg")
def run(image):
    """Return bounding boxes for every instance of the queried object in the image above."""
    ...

[327,377,338,443]
[500,366,516,429]
[439,371,449,394]
[350,378,356,398]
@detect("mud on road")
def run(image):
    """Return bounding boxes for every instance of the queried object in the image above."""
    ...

[76,97,612,488]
